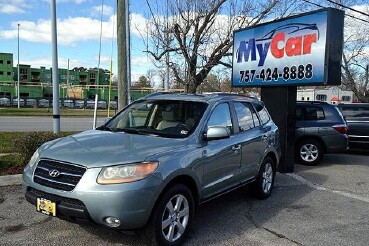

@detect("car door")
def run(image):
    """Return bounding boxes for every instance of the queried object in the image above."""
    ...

[201,102,242,199]
[232,101,268,181]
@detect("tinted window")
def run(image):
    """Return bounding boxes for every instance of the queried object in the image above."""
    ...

[296,107,303,120]
[340,106,369,119]
[208,103,233,133]
[304,106,325,120]
[234,102,255,131]
[253,102,270,124]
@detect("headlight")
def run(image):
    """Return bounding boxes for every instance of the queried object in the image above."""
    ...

[97,162,159,184]
[27,149,40,168]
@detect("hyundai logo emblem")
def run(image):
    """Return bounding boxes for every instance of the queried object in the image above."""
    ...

[49,169,60,178]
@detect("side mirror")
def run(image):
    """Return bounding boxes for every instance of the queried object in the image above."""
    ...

[104,117,112,124]
[203,126,230,141]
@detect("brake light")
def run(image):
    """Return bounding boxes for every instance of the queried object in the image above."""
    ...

[332,125,348,134]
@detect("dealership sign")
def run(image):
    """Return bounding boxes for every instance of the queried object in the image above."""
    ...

[232,8,344,87]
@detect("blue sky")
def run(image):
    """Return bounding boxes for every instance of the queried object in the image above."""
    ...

[0,0,155,83]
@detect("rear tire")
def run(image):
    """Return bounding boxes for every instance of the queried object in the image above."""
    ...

[296,139,323,166]
[251,156,276,199]
[139,184,194,246]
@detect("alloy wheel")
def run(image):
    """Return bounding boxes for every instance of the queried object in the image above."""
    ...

[300,143,319,162]
[161,194,190,242]
[262,162,273,194]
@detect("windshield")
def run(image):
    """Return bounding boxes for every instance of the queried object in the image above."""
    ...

[103,99,207,138]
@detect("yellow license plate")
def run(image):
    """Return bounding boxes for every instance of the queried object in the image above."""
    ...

[37,198,56,216]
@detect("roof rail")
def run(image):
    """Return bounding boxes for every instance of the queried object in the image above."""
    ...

[201,92,258,99]
[296,101,329,105]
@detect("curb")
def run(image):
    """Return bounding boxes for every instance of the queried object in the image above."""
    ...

[0,153,18,157]
[0,174,22,187]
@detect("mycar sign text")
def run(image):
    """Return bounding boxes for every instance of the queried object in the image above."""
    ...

[232,8,344,87]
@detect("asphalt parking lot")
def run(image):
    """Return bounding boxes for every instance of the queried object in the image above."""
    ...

[0,152,368,246]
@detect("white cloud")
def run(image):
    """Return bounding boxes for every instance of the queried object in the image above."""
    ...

[90,5,114,17]
[0,0,27,14]
[0,4,25,14]
[0,13,151,46]
[131,13,151,37]
[0,16,113,45]
[131,56,154,68]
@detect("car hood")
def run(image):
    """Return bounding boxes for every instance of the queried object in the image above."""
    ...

[40,130,188,168]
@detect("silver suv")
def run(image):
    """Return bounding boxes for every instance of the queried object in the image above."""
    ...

[23,93,280,245]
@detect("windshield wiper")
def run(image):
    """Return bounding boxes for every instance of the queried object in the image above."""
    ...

[96,125,116,132]
[117,128,159,136]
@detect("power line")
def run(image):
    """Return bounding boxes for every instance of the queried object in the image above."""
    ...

[324,0,369,18]
[302,0,369,24]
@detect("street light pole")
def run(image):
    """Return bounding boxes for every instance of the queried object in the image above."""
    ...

[17,23,20,108]
[50,0,60,134]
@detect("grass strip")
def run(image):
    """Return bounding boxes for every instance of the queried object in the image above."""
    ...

[0,108,118,117]
[0,131,77,175]
[0,132,24,153]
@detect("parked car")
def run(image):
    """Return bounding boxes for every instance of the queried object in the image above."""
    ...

[97,100,107,109]
[23,93,280,245]
[74,100,85,109]
[109,100,117,109]
[86,100,95,109]
[0,97,11,107]
[337,103,369,151]
[38,99,50,108]
[26,98,37,108]
[295,101,348,166]
[63,99,74,108]
[12,98,25,107]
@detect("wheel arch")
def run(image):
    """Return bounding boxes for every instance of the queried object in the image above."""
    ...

[265,151,278,171]
[149,174,200,219]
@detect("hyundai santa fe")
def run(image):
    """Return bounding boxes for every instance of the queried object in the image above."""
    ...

[23,93,280,245]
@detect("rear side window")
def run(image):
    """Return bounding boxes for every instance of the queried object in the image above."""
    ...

[298,106,325,120]
[253,102,270,124]
[234,102,256,131]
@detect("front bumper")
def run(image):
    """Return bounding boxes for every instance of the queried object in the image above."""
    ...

[23,165,163,230]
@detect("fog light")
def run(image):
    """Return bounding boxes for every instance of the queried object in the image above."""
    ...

[104,217,121,227]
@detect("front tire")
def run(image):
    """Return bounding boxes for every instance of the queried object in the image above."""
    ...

[140,184,194,246]
[251,156,276,199]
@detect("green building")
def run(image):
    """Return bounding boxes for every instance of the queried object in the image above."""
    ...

[0,53,14,83]
[0,52,137,101]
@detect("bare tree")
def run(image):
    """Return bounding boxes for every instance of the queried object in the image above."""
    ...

[302,0,369,102]
[132,75,152,88]
[341,11,369,102]
[143,0,297,93]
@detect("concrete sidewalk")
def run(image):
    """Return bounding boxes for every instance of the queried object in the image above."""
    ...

[0,174,22,186]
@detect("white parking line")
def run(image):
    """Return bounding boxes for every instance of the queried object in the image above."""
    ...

[286,173,369,203]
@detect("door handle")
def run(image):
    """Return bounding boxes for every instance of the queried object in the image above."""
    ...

[232,145,241,151]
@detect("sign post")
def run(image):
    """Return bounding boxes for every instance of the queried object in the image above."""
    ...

[232,8,344,172]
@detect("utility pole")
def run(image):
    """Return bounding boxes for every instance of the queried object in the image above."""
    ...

[165,0,169,91]
[17,23,20,108]
[117,0,131,110]
[50,0,60,134]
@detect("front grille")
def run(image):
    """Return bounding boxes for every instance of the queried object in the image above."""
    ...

[28,187,85,207]
[34,159,86,191]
